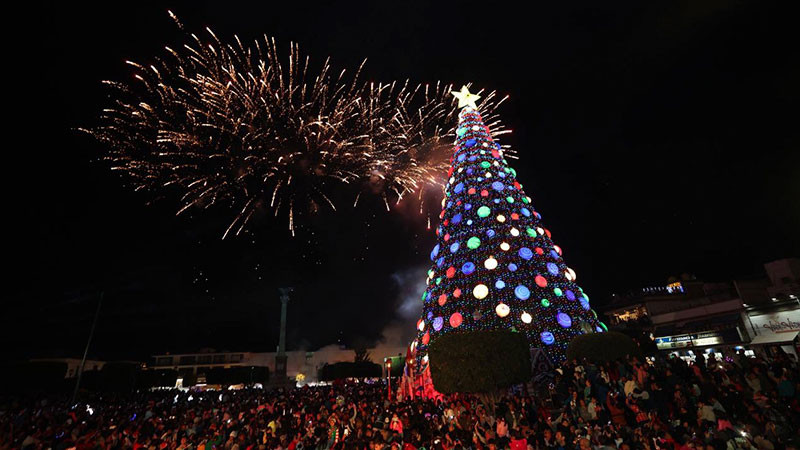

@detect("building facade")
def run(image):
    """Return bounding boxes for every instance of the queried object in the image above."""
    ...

[146,345,406,385]
[603,258,800,360]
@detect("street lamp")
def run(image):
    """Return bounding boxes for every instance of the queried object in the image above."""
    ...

[385,359,392,400]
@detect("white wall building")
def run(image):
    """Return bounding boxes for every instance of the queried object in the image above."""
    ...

[147,345,407,383]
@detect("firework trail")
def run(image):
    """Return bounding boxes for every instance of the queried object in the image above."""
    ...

[84,13,510,236]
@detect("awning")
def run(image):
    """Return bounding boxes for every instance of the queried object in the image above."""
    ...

[748,331,799,345]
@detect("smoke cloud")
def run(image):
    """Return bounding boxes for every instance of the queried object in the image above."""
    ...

[374,265,426,349]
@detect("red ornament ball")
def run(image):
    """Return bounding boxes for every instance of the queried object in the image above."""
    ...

[446,267,456,278]
[453,288,462,298]
[449,312,463,328]
[535,275,548,287]
[438,294,447,306]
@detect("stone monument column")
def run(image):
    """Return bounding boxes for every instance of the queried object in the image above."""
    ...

[274,287,292,387]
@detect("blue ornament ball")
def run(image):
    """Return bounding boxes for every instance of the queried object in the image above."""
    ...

[461,262,476,275]
[430,244,440,261]
[514,285,530,300]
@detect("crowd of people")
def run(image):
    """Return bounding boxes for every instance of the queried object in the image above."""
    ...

[2,350,798,450]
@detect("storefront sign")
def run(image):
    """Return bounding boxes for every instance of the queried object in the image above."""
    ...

[748,309,800,337]
[655,331,724,349]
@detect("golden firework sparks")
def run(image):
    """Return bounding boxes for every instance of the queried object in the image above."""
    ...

[83,14,511,236]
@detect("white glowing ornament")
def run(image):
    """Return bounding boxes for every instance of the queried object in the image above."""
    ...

[449,176,455,184]
[472,125,480,131]
[510,228,520,237]
[521,312,533,324]
[496,303,510,317]
[457,167,464,173]
[485,172,492,178]
[500,242,511,251]
[473,284,489,299]
[417,320,425,331]
[497,215,506,223]
[565,267,577,281]
[536,227,545,235]
[484,257,498,270]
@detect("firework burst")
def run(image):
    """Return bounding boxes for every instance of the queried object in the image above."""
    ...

[84,14,510,236]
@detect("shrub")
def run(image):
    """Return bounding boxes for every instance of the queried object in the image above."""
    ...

[566,331,642,363]
[205,366,269,385]
[318,361,382,381]
[428,330,531,396]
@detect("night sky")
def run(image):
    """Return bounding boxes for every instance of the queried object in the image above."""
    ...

[7,1,799,361]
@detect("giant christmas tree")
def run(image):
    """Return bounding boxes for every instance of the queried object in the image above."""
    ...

[414,86,607,366]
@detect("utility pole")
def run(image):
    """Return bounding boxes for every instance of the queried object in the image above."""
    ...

[72,292,103,404]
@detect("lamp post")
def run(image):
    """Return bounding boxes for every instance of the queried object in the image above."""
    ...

[72,292,103,404]
[386,359,392,400]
